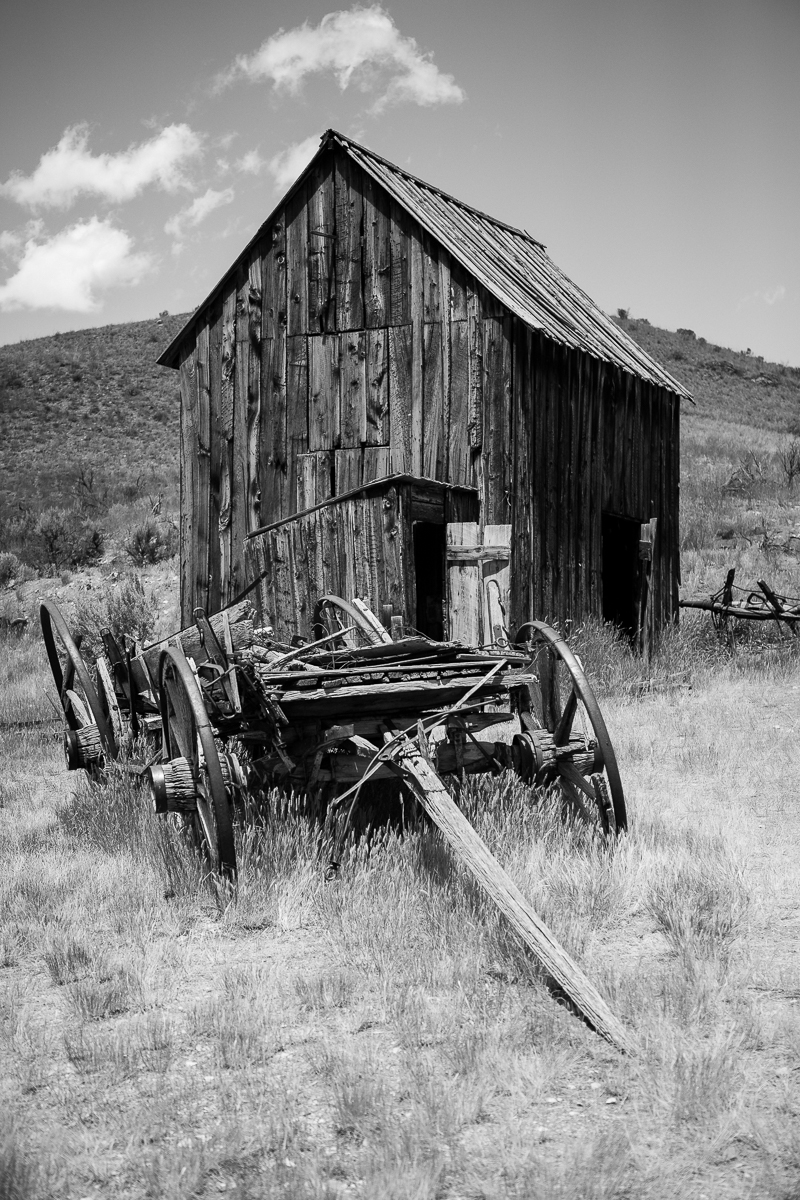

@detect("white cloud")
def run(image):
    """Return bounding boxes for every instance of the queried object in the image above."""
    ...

[236,149,265,175]
[164,186,235,252]
[0,217,153,311]
[218,5,465,112]
[0,124,203,210]
[738,284,787,309]
[267,137,320,192]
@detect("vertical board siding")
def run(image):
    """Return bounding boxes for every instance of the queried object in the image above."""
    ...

[246,252,263,537]
[309,335,340,451]
[286,334,309,517]
[194,324,211,621]
[340,332,367,447]
[334,155,364,331]
[178,343,196,625]
[207,302,224,614]
[307,157,336,333]
[365,327,389,445]
[286,187,308,338]
[388,324,412,473]
[363,174,392,326]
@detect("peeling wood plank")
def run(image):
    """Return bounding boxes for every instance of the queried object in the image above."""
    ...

[207,302,224,614]
[410,233,424,475]
[467,286,483,452]
[194,323,211,620]
[389,199,410,325]
[448,319,470,485]
[178,342,196,625]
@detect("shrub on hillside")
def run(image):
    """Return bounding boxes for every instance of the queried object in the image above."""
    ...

[72,574,159,662]
[0,551,21,586]
[124,518,177,566]
[31,507,104,571]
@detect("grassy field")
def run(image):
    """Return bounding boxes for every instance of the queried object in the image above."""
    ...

[2,314,800,1198]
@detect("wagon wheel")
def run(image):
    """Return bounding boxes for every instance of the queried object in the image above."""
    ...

[513,620,627,836]
[158,645,237,879]
[40,599,117,771]
[312,595,385,649]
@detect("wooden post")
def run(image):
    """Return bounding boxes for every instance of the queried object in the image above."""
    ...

[387,740,634,1053]
[637,518,657,661]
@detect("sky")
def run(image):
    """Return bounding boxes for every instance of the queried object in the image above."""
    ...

[1,0,798,364]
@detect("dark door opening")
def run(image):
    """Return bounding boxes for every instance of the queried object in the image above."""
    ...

[602,513,641,636]
[413,522,445,640]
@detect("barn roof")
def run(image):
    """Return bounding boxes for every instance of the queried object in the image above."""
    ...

[158,129,691,399]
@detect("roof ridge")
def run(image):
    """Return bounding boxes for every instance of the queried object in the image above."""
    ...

[323,129,545,251]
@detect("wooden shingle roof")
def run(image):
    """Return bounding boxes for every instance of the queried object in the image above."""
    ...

[159,129,690,399]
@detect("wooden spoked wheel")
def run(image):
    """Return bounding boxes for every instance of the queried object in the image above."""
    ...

[312,594,385,649]
[40,599,117,772]
[513,621,627,836]
[158,645,237,879]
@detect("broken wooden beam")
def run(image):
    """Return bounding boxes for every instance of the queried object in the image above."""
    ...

[386,738,634,1054]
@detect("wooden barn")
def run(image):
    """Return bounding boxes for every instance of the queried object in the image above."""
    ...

[158,129,690,645]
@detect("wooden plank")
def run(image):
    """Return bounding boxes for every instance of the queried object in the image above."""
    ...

[232,262,251,598]
[448,320,470,486]
[297,450,333,510]
[410,232,424,475]
[510,321,531,631]
[286,185,308,336]
[389,199,410,325]
[245,252,263,536]
[194,323,211,620]
[260,222,287,525]
[178,342,196,625]
[423,321,445,479]
[335,448,363,495]
[388,325,413,473]
[308,334,340,451]
[365,327,389,445]
[307,156,336,333]
[447,522,481,644]
[423,237,443,323]
[467,286,483,452]
[482,524,512,643]
[450,261,468,322]
[340,331,367,447]
[388,745,633,1053]
[363,174,392,327]
[334,154,363,331]
[286,334,308,515]
[362,446,390,483]
[207,302,224,614]
[218,288,237,605]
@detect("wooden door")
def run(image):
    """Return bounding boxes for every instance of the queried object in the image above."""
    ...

[446,523,511,645]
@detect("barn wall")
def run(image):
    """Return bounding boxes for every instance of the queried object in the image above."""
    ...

[176,142,680,633]
[508,328,680,633]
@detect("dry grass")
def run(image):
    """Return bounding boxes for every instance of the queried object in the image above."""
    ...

[2,608,800,1199]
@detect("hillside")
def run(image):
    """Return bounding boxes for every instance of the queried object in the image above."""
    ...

[613,314,800,430]
[2,310,799,526]
[0,313,189,519]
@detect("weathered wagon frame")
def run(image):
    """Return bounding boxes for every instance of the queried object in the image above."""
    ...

[41,593,632,1051]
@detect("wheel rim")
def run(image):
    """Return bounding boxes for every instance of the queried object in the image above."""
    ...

[158,645,237,879]
[312,595,384,649]
[513,620,627,835]
[39,599,117,761]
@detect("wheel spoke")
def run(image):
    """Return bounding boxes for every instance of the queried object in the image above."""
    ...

[558,760,597,801]
[553,686,578,745]
[536,646,560,732]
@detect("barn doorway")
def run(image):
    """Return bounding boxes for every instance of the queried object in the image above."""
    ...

[601,513,641,636]
[413,522,445,640]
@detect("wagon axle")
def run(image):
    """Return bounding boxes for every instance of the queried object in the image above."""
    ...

[147,751,246,815]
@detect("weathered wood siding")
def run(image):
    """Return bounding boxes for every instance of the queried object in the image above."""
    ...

[176,142,680,634]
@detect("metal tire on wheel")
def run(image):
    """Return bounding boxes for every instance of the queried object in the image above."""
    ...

[158,645,237,879]
[513,620,627,835]
[312,594,385,648]
[40,598,117,770]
